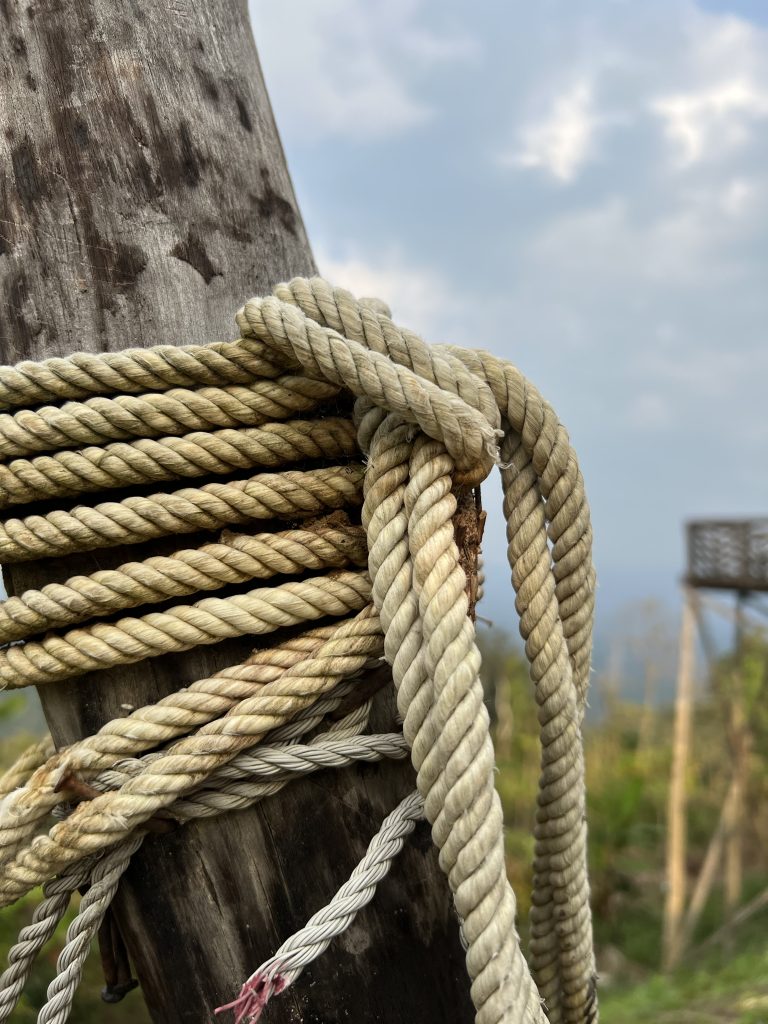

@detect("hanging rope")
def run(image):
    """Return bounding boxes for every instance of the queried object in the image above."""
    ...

[0,277,596,1024]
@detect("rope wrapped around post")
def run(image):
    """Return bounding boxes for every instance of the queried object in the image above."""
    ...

[0,277,596,1024]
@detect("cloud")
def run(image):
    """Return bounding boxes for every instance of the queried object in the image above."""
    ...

[248,0,478,141]
[652,79,768,164]
[315,244,458,339]
[501,82,597,182]
[257,0,768,616]
[649,14,768,165]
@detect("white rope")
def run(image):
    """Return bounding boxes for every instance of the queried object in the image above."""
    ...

[216,790,425,1024]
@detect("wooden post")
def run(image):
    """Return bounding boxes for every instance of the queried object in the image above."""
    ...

[662,587,696,971]
[724,592,750,927]
[0,3,474,1021]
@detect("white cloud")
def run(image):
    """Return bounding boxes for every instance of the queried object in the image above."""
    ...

[315,244,458,338]
[501,82,597,182]
[248,0,478,141]
[652,79,768,165]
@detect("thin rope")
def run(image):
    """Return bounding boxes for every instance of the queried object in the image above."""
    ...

[216,790,425,1024]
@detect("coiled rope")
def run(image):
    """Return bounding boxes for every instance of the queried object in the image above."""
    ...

[0,277,596,1024]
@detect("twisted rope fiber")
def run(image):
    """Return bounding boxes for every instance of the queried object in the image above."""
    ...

[0,520,367,644]
[264,278,592,715]
[36,835,143,1024]
[218,790,425,1023]
[0,338,301,411]
[6,700,385,1024]
[0,568,371,688]
[0,686,380,1017]
[0,276,596,1024]
[0,375,339,461]
[105,731,409,822]
[0,463,363,562]
[239,279,595,1023]
[0,609,385,895]
[272,278,593,708]
[0,699,401,1024]
[0,855,94,1023]
[0,736,55,799]
[0,613,382,867]
[501,433,592,1021]
[0,417,358,509]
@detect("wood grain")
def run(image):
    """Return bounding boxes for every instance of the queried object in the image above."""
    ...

[0,2,476,1020]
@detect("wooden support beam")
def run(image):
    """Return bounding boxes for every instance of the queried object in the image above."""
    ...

[662,587,696,971]
[0,3,474,1020]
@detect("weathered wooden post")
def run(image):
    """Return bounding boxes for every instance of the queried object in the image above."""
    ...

[0,2,474,1020]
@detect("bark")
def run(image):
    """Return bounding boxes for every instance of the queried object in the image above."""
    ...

[0,2,475,1020]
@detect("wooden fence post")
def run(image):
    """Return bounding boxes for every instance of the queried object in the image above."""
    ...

[0,3,474,1020]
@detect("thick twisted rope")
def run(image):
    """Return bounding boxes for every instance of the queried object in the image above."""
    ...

[0,376,338,460]
[0,613,382,868]
[0,276,596,1024]
[0,339,296,411]
[0,609,386,898]
[271,279,593,708]
[0,520,367,644]
[0,736,56,799]
[0,464,363,562]
[236,297,500,483]
[0,700,402,1024]
[239,280,595,1023]
[0,417,358,509]
[360,421,544,1024]
[0,569,371,688]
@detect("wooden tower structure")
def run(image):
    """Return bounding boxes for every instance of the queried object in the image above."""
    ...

[664,518,768,969]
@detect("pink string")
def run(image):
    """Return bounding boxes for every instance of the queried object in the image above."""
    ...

[215,973,286,1024]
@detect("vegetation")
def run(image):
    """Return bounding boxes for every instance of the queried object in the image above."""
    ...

[1,614,767,1022]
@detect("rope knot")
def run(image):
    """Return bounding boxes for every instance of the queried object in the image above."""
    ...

[236,278,502,486]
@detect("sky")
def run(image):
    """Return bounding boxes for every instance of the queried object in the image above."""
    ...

[249,0,768,665]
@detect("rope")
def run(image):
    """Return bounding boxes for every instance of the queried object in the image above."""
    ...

[0,276,597,1024]
[0,417,358,508]
[0,376,339,460]
[0,569,371,688]
[0,612,383,868]
[0,464,363,562]
[243,278,595,1021]
[0,610,385,892]
[0,857,93,1022]
[216,790,425,1023]
[0,736,55,799]
[0,698,399,1024]
[0,339,293,411]
[0,520,367,644]
[36,835,143,1024]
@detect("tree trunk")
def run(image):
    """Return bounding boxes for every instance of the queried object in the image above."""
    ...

[0,3,474,1021]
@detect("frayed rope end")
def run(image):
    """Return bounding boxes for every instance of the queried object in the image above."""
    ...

[215,973,286,1024]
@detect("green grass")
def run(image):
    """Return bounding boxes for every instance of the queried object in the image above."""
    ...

[601,931,768,1024]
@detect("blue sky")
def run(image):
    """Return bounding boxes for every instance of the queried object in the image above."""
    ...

[250,0,768,661]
